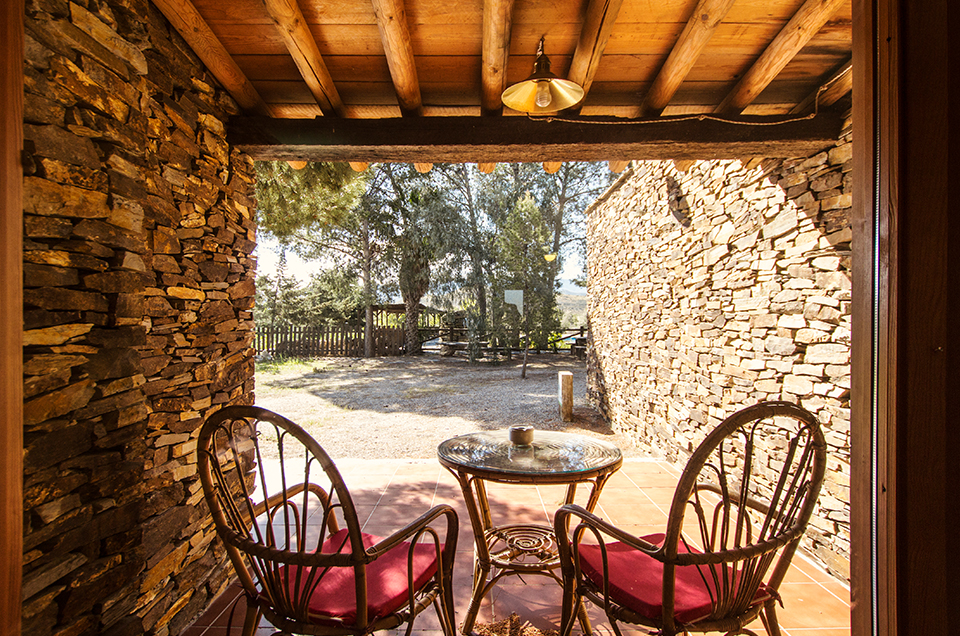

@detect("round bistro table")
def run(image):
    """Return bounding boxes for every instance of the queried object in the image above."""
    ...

[437,430,623,635]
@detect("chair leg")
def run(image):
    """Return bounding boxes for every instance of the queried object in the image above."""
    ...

[440,575,458,636]
[242,604,262,636]
[760,599,782,636]
[558,578,579,636]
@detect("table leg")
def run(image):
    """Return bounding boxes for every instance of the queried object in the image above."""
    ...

[445,469,493,635]
[462,557,490,635]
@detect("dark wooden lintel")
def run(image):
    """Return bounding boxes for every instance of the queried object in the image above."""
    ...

[228,113,844,163]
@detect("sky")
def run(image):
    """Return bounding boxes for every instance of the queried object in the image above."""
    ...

[254,236,587,295]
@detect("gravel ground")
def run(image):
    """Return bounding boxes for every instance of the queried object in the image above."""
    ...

[255,353,649,460]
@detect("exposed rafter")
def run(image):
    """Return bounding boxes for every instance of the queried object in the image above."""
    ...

[477,163,496,173]
[608,160,630,173]
[567,0,624,101]
[638,0,736,118]
[543,162,563,174]
[348,162,370,172]
[262,0,344,116]
[790,58,853,114]
[151,0,271,116]
[229,112,845,163]
[715,0,846,114]
[371,0,422,117]
[481,0,516,116]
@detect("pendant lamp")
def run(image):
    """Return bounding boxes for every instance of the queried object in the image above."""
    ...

[501,37,584,114]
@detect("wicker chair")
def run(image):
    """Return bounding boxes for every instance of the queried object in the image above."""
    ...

[198,406,459,636]
[554,401,827,636]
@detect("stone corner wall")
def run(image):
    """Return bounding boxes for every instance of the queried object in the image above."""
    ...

[585,134,852,580]
[22,0,257,633]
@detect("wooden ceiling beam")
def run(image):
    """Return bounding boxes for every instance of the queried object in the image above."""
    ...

[371,0,422,117]
[543,161,563,174]
[638,0,736,118]
[481,0,516,115]
[568,0,625,101]
[715,0,846,114]
[263,0,344,116]
[790,58,853,114]
[151,0,272,116]
[229,112,844,163]
[608,160,630,173]
[477,163,497,173]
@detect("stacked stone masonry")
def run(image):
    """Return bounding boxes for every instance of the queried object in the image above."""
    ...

[22,0,257,633]
[586,137,852,580]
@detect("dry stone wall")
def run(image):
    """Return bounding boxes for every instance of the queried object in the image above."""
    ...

[22,0,257,633]
[586,136,852,579]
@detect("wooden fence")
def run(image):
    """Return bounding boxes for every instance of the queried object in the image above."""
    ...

[256,324,364,357]
[255,324,417,357]
[256,322,588,359]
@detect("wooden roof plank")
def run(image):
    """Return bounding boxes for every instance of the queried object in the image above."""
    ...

[229,111,844,162]
[371,0,423,116]
[790,57,852,113]
[481,0,516,115]
[715,0,846,114]
[638,0,737,117]
[151,0,272,116]
[263,0,345,116]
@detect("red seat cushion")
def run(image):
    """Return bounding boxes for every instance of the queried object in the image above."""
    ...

[269,529,440,626]
[576,533,769,625]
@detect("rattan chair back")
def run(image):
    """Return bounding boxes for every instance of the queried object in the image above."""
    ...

[660,401,826,632]
[558,401,827,636]
[198,405,457,636]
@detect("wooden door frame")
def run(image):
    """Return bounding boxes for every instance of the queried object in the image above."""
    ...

[4,1,955,635]
[1,0,24,633]
[851,0,956,635]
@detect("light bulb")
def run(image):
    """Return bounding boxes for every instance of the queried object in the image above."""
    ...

[535,81,552,108]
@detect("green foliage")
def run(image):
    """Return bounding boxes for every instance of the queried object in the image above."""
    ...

[290,269,365,326]
[253,160,610,357]
[490,193,560,350]
[366,164,464,353]
[253,251,363,328]
[255,161,367,240]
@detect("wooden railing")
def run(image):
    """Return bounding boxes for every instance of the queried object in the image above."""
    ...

[256,324,588,358]
[256,324,364,357]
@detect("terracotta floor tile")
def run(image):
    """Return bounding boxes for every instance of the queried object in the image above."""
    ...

[776,582,851,630]
[595,502,668,527]
[490,583,564,630]
[187,459,849,636]
[633,486,677,506]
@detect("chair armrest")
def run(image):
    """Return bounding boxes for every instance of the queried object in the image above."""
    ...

[366,504,459,558]
[555,504,662,556]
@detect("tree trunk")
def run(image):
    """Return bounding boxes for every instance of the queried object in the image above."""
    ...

[404,297,422,355]
[361,219,374,357]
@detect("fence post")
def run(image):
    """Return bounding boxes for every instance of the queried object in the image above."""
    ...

[559,371,574,421]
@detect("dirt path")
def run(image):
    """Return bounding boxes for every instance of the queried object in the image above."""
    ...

[255,353,649,460]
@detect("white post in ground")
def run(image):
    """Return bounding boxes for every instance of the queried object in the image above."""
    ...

[558,371,573,421]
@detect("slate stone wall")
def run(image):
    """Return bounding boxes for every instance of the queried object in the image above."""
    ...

[22,0,257,633]
[586,136,852,579]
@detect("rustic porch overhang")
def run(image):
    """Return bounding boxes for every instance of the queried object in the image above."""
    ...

[228,112,845,163]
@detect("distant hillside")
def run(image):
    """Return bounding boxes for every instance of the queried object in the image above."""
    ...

[558,293,587,328]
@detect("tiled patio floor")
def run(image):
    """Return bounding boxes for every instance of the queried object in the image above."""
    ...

[184,459,850,636]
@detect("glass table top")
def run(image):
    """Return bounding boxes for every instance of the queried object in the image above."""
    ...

[437,429,622,477]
